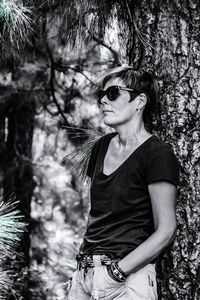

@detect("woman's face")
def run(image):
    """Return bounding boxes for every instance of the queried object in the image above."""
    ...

[100,77,139,128]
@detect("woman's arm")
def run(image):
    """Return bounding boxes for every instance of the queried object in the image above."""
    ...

[118,181,177,275]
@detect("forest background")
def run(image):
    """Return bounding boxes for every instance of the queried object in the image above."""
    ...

[0,0,199,299]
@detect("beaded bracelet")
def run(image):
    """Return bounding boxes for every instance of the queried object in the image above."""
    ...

[110,260,128,282]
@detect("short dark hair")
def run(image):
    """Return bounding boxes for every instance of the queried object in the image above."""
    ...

[101,66,161,132]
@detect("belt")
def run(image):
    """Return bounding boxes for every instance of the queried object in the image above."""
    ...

[76,254,112,271]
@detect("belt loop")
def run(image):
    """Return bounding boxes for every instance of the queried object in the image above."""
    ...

[76,255,80,270]
[93,255,102,267]
[92,267,100,300]
[94,290,99,300]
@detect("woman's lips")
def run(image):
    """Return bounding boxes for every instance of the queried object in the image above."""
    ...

[103,110,112,113]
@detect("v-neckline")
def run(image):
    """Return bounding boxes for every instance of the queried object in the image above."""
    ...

[100,132,154,177]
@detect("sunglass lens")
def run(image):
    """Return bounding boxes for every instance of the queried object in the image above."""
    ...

[97,90,105,104]
[97,86,119,104]
[107,86,119,101]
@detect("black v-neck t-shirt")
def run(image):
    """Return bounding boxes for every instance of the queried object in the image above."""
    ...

[79,132,179,259]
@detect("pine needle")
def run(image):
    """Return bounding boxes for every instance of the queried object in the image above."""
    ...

[0,194,27,296]
[0,268,13,299]
[0,194,27,257]
[0,0,33,59]
[62,126,103,180]
[0,0,32,34]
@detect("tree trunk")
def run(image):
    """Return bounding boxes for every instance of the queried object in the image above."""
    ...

[125,1,200,299]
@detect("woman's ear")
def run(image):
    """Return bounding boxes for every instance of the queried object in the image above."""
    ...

[138,93,147,109]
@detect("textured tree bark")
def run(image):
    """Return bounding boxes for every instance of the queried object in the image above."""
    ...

[124,1,200,299]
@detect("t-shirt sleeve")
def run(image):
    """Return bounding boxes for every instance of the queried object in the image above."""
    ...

[145,145,179,187]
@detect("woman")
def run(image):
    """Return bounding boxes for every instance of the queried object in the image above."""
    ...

[68,66,179,300]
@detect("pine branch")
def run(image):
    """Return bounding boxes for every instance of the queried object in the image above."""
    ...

[0,194,27,257]
[0,194,27,296]
[0,268,13,299]
[46,43,70,124]
[88,30,121,66]
[62,126,103,181]
[55,63,98,87]
[0,0,33,59]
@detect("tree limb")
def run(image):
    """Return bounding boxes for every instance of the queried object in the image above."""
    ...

[45,43,69,125]
[88,30,121,66]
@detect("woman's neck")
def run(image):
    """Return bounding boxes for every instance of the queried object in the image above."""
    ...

[113,122,151,148]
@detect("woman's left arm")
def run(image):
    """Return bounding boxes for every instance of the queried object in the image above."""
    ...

[118,181,177,275]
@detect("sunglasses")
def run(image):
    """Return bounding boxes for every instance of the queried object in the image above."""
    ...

[97,85,143,105]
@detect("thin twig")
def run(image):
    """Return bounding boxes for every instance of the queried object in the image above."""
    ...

[88,30,121,66]
[55,63,98,87]
[46,43,70,124]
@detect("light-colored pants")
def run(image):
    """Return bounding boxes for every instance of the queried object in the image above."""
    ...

[68,256,158,300]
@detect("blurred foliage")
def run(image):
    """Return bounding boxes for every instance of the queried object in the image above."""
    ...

[29,48,114,298]
[0,2,120,295]
[20,22,119,297]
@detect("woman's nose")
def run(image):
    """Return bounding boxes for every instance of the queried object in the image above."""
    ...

[101,96,109,105]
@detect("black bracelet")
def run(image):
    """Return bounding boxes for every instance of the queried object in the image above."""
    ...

[107,264,121,282]
[110,260,127,282]
[114,261,128,279]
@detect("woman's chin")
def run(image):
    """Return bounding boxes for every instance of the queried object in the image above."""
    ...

[103,118,118,128]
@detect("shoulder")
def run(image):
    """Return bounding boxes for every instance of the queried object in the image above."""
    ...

[100,132,117,142]
[148,135,175,152]
[146,135,178,161]
[89,132,116,161]
[144,135,179,186]
[93,132,117,149]
[145,135,180,168]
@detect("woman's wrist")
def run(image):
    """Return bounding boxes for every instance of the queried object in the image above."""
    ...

[107,264,121,282]
[107,260,128,282]
[117,260,129,275]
